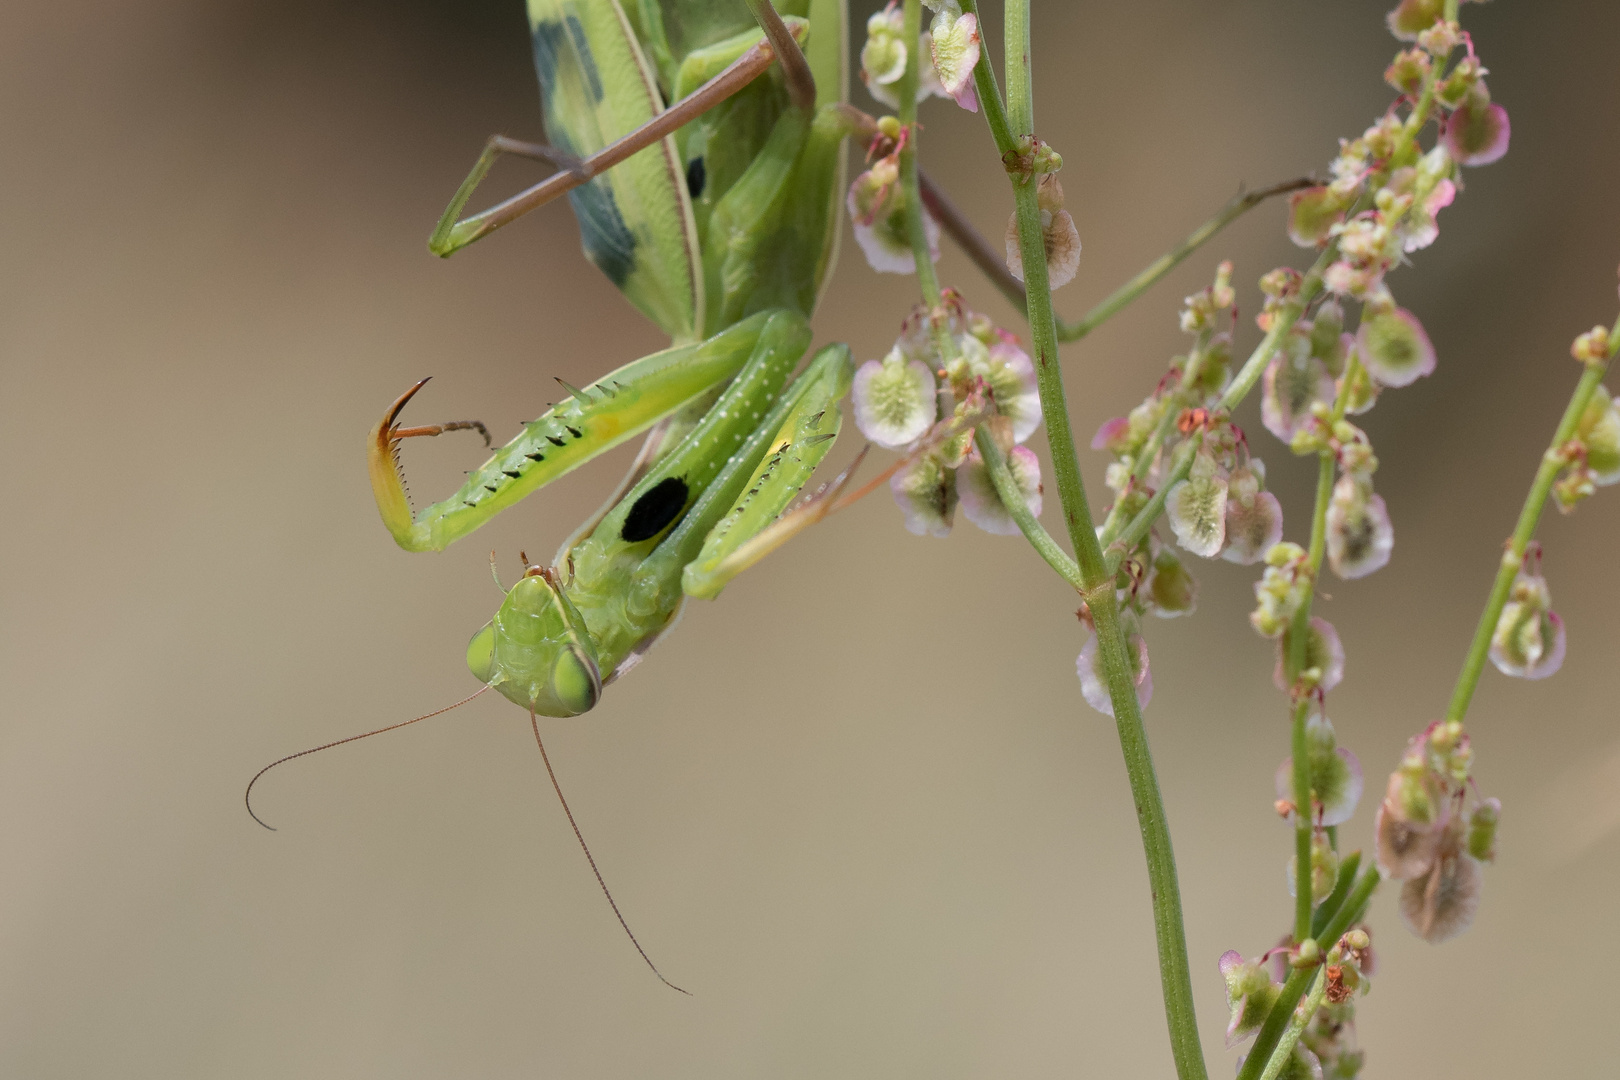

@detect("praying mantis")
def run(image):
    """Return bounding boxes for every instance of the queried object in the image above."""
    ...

[249,0,869,990]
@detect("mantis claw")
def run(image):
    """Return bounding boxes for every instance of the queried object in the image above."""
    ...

[367,378,495,549]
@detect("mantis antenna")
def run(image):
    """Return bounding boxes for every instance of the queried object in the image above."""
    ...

[528,709,691,996]
[244,685,492,831]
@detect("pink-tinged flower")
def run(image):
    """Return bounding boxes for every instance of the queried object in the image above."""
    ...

[1357,306,1435,388]
[1274,616,1345,694]
[1326,475,1394,580]
[1445,99,1511,167]
[974,340,1042,443]
[890,452,956,537]
[859,4,908,90]
[958,445,1042,534]
[1145,548,1199,618]
[928,8,980,112]
[1275,714,1365,827]
[1223,465,1284,565]
[1399,832,1484,944]
[1287,186,1346,248]
[853,347,938,448]
[1219,951,1281,1048]
[1489,567,1566,679]
[1077,627,1152,718]
[1091,416,1131,452]
[1261,346,1333,444]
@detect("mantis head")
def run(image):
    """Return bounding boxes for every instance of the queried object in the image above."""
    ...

[467,564,602,717]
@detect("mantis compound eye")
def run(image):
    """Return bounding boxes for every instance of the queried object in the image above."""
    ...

[550,645,602,717]
[466,621,497,684]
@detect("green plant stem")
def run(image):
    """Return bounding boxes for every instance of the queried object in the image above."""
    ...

[1257,967,1327,1080]
[1057,180,1314,342]
[1444,317,1620,723]
[1283,451,1335,940]
[977,430,1084,590]
[1235,864,1379,1080]
[980,5,1207,1079]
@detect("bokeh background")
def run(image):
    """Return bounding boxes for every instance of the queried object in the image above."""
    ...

[4,1,1618,1076]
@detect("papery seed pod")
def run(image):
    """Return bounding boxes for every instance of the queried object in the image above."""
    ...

[1223,463,1285,565]
[1288,831,1342,903]
[1219,951,1282,1048]
[1288,186,1347,248]
[851,188,940,274]
[927,7,980,111]
[1445,94,1511,167]
[971,340,1042,443]
[1574,385,1620,485]
[1005,176,1081,290]
[1145,547,1199,618]
[1326,474,1394,580]
[1489,567,1566,679]
[889,452,956,537]
[1091,416,1131,453]
[1262,340,1334,444]
[1274,617,1346,694]
[1077,625,1152,719]
[853,347,938,448]
[1399,834,1483,944]
[1357,306,1436,388]
[1376,797,1443,880]
[1166,452,1229,558]
[1276,714,1365,827]
[957,445,1042,534]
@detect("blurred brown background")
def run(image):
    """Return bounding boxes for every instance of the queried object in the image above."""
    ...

[3,1,1617,1076]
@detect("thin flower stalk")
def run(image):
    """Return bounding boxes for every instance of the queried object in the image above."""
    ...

[968,3,1209,1078]
[1445,315,1620,723]
[1256,967,1329,1080]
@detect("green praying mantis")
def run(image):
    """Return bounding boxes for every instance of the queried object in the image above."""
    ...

[248,0,877,991]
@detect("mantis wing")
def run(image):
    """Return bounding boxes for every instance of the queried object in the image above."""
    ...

[528,0,703,342]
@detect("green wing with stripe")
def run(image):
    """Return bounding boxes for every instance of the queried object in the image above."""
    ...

[527,0,703,342]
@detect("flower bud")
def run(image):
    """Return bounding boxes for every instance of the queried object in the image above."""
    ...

[1571,325,1611,364]
[1384,47,1431,95]
[1467,796,1501,862]
[1292,938,1323,968]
